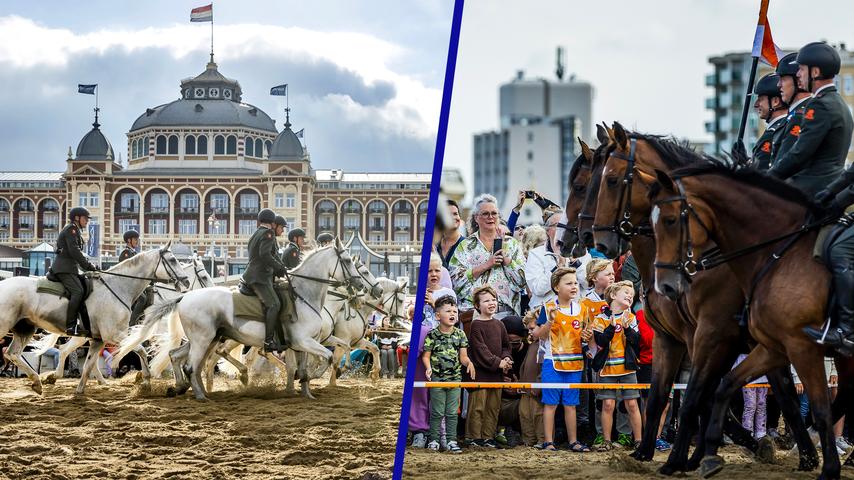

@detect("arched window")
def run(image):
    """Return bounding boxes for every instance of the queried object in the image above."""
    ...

[131,139,138,158]
[214,135,225,155]
[255,139,263,158]
[142,136,149,157]
[168,135,179,155]
[197,135,208,154]
[264,140,272,158]
[185,135,196,155]
[245,136,254,157]
[226,135,237,155]
[156,135,167,154]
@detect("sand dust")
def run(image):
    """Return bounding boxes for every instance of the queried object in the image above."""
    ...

[0,374,402,479]
[403,442,854,479]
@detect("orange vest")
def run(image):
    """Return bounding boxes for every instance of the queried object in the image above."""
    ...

[544,300,587,372]
[593,310,636,377]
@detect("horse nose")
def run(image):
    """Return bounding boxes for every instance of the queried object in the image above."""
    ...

[660,282,679,302]
[595,243,613,259]
[581,231,594,248]
[371,285,383,298]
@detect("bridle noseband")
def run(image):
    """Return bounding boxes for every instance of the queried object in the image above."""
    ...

[591,138,654,240]
[651,177,714,282]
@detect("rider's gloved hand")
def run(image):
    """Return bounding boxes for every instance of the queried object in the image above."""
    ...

[731,140,748,165]
[814,189,834,208]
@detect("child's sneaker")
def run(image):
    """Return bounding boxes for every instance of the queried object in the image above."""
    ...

[617,433,634,448]
[592,434,604,446]
[427,440,440,451]
[411,432,426,448]
[495,429,508,446]
[482,439,499,448]
[655,438,671,451]
[447,440,463,454]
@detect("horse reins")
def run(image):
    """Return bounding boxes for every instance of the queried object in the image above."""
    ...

[592,138,654,240]
[91,250,187,311]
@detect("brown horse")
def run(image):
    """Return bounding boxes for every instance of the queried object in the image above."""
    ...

[649,162,850,479]
[591,123,818,474]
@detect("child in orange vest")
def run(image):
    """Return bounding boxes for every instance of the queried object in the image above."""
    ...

[591,280,642,451]
[532,267,591,452]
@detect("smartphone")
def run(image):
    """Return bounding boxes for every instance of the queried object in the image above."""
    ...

[524,190,536,199]
[493,238,503,254]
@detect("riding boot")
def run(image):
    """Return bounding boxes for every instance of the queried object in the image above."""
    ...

[262,307,284,354]
[804,265,854,356]
[64,300,90,337]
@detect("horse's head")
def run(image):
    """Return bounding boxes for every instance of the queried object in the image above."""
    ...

[354,257,384,299]
[593,121,657,258]
[189,256,214,288]
[560,139,593,258]
[383,278,409,329]
[331,238,367,291]
[156,240,191,291]
[649,169,714,301]
[577,123,614,255]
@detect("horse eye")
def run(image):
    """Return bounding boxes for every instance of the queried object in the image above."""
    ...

[664,216,677,226]
[573,184,585,193]
[606,176,618,187]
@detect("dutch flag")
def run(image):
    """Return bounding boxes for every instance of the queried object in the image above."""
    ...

[190,4,213,23]
[751,0,783,67]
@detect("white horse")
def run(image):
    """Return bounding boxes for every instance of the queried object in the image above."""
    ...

[33,256,213,383]
[0,243,189,395]
[118,239,368,400]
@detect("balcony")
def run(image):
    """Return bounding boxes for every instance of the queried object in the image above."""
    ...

[394,225,411,232]
[704,121,716,133]
[393,207,413,214]
[0,224,7,229]
[206,207,229,215]
[43,206,59,212]
[16,206,33,212]
[369,224,385,231]
[344,225,360,231]
[117,207,139,214]
[705,73,717,87]
[43,224,58,230]
[319,224,335,231]
[178,207,199,214]
[18,223,32,229]
[318,207,336,214]
[343,207,361,214]
[237,207,259,215]
[0,206,8,212]
[146,207,169,214]
[704,98,717,109]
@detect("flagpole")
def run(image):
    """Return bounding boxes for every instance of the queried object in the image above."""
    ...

[736,56,759,145]
[210,3,215,63]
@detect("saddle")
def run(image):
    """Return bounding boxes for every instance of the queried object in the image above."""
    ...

[814,212,854,338]
[231,280,294,323]
[38,273,94,300]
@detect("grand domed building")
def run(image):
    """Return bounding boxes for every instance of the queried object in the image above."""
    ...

[0,59,429,281]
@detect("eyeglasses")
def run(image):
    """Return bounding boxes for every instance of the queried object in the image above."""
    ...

[479,211,500,218]
[514,226,525,231]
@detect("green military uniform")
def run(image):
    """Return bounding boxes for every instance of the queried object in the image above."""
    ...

[282,242,302,269]
[118,247,136,262]
[770,99,809,169]
[243,215,288,351]
[752,115,788,171]
[51,212,97,335]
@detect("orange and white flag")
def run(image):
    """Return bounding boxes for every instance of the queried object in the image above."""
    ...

[751,0,783,67]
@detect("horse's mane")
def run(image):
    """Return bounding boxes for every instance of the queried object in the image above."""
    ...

[375,277,401,291]
[629,132,718,169]
[668,158,819,212]
[568,152,586,183]
[111,247,160,271]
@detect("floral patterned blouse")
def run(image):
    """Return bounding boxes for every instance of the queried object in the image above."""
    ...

[449,233,525,314]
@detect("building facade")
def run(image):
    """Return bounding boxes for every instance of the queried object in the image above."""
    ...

[706,43,854,164]
[474,70,593,225]
[0,60,429,284]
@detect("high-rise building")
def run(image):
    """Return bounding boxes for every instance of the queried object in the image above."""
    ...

[706,43,854,165]
[474,66,593,226]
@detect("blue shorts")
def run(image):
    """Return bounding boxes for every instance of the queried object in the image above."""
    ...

[541,359,582,406]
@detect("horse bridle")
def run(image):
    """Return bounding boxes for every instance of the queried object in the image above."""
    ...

[591,138,654,240]
[94,249,188,310]
[651,176,714,282]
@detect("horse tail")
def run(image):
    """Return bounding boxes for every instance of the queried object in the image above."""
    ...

[113,297,182,371]
[31,333,60,356]
[148,305,186,377]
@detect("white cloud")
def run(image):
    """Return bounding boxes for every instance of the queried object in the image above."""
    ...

[0,15,439,140]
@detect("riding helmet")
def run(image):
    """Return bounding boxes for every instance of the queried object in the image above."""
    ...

[317,233,334,244]
[123,230,140,242]
[795,42,841,78]
[257,208,276,224]
[288,228,306,242]
[69,206,91,219]
[753,73,782,98]
[776,52,799,77]
[273,215,288,228]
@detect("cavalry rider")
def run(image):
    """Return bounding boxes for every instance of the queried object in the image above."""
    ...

[282,227,306,270]
[771,52,812,164]
[750,73,788,171]
[769,42,854,195]
[243,208,289,353]
[119,229,155,325]
[806,163,854,355]
[51,206,99,336]
[317,232,334,248]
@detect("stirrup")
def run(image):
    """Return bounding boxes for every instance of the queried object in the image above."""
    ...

[65,324,90,337]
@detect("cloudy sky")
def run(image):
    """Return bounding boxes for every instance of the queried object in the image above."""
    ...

[0,1,452,173]
[445,0,854,194]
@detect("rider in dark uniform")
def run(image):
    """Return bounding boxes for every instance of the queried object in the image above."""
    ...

[771,52,812,164]
[316,232,334,248]
[243,208,288,353]
[769,42,854,195]
[749,73,788,171]
[806,164,854,355]
[51,206,98,336]
[282,228,306,270]
[119,230,154,326]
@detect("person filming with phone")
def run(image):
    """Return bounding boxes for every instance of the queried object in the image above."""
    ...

[449,194,525,334]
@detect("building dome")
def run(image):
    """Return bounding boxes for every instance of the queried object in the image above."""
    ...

[269,125,304,161]
[75,120,114,161]
[129,61,277,133]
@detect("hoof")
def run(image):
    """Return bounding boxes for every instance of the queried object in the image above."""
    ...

[42,372,57,385]
[629,448,653,462]
[756,436,776,464]
[698,455,725,479]
[165,386,177,397]
[30,381,43,395]
[133,371,144,384]
[239,372,249,386]
[799,454,820,471]
[657,462,683,476]
[686,456,702,472]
